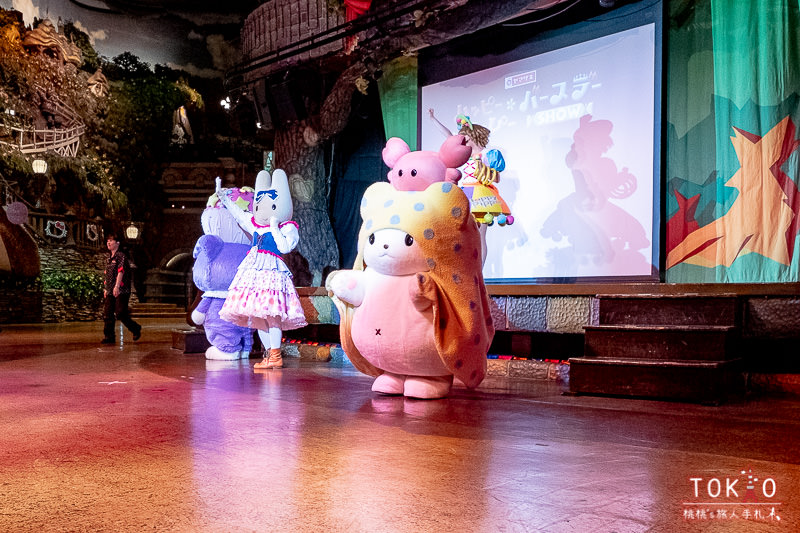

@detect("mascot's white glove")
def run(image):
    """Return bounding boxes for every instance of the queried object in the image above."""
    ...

[191,309,206,325]
[327,270,365,307]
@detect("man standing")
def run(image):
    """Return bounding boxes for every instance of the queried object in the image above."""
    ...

[101,234,141,344]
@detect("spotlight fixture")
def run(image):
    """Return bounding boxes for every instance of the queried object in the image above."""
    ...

[599,0,616,7]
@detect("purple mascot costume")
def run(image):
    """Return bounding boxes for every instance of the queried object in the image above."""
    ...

[191,188,255,360]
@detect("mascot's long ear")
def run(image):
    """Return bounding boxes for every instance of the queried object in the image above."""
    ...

[439,134,471,168]
[382,137,410,167]
[271,169,291,199]
[254,170,272,191]
[269,168,293,221]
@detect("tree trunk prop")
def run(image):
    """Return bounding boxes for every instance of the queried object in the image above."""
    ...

[274,64,366,286]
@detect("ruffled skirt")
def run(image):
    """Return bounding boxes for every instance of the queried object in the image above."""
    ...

[220,252,307,331]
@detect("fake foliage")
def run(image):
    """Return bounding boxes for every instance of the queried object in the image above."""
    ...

[40,268,103,303]
[0,9,207,223]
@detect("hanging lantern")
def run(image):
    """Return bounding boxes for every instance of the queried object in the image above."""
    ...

[125,222,141,241]
[32,159,47,174]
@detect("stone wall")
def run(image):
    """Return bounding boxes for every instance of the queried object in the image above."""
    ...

[296,288,800,363]
[0,244,110,324]
[301,288,594,335]
[39,244,106,276]
[38,245,108,322]
[0,276,43,323]
[744,297,800,338]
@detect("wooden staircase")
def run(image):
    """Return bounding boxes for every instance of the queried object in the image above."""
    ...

[130,302,187,320]
[569,294,746,404]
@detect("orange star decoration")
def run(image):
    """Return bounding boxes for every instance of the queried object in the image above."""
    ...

[667,116,800,269]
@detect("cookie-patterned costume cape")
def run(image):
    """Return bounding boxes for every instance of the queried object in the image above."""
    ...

[217,190,307,332]
[331,181,494,388]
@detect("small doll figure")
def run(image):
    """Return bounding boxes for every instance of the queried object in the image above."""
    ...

[428,109,513,227]
[216,170,307,370]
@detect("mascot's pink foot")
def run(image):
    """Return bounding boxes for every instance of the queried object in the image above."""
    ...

[372,372,405,395]
[403,375,454,399]
[205,345,240,361]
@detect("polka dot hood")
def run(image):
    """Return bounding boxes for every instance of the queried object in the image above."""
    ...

[345,181,494,388]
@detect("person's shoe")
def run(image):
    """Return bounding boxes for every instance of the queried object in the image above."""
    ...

[132,328,141,341]
[101,338,115,344]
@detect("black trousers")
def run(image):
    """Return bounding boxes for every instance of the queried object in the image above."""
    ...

[103,293,140,340]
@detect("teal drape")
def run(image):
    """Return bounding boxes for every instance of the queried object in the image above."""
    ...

[376,56,418,148]
[666,0,800,282]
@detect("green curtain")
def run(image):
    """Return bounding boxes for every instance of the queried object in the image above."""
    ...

[666,0,800,282]
[376,56,418,148]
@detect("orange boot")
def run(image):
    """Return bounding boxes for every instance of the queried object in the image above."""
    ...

[254,348,283,370]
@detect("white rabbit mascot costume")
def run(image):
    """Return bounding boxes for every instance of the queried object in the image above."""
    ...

[217,170,307,370]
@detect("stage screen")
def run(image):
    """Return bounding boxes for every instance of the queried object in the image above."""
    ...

[421,22,659,282]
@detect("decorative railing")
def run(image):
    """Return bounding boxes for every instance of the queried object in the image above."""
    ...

[0,122,85,157]
[143,268,194,308]
[26,212,104,250]
[240,0,345,71]
[45,97,83,126]
[3,173,103,250]
[0,95,85,157]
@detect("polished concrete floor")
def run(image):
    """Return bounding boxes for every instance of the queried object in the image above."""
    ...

[1,319,798,532]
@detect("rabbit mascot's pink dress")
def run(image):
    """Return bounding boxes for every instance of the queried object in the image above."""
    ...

[217,170,307,370]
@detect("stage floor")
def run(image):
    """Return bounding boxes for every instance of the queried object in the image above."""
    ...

[1,319,798,532]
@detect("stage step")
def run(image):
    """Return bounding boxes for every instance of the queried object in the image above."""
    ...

[131,302,186,319]
[597,294,741,327]
[568,357,745,404]
[570,294,745,403]
[584,324,739,361]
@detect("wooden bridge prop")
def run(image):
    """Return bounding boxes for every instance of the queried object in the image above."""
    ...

[0,98,85,157]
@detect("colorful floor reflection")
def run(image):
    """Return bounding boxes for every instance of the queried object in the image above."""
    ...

[1,319,798,532]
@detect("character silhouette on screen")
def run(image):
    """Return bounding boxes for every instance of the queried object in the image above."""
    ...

[540,114,649,276]
[429,109,513,264]
[216,170,307,370]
